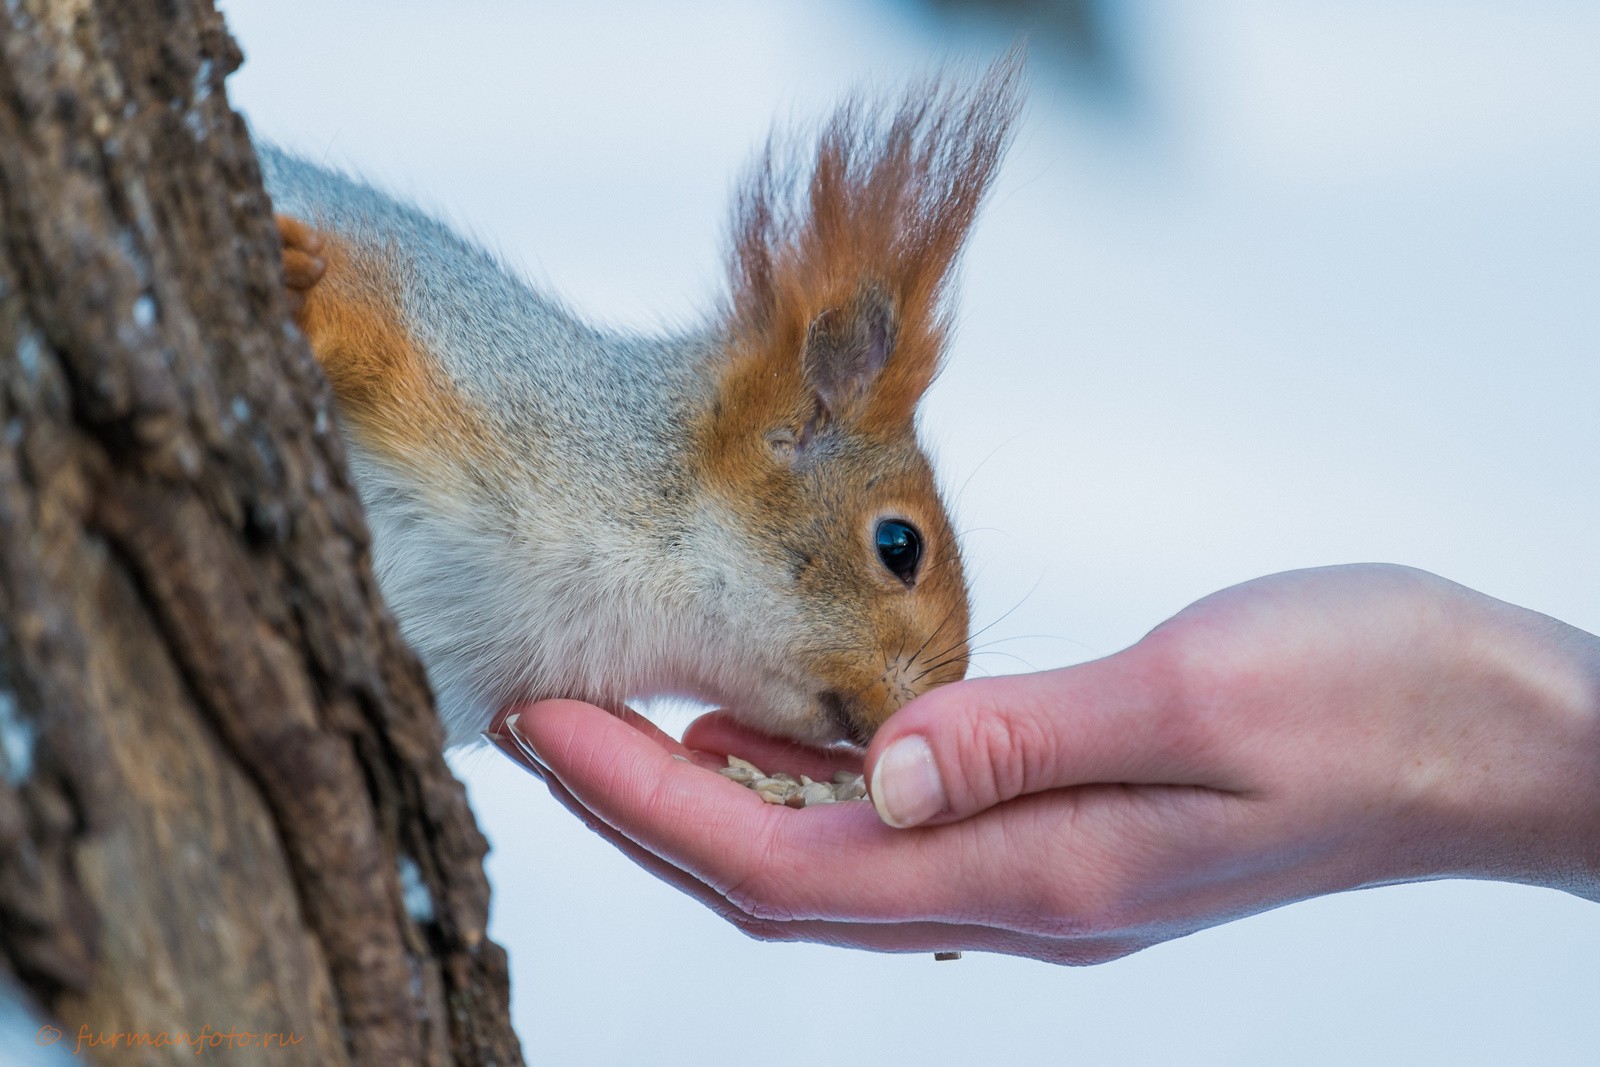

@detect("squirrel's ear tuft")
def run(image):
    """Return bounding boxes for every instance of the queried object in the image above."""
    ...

[725,49,1023,432]
[802,285,897,419]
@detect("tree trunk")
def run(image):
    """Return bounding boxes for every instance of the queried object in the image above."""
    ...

[0,1,523,1063]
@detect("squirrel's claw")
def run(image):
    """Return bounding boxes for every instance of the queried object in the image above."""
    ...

[276,212,327,320]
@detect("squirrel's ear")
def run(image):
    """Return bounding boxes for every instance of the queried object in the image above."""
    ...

[801,286,897,420]
[724,50,1022,434]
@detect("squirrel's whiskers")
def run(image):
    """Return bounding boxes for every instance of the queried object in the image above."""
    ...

[264,54,1021,747]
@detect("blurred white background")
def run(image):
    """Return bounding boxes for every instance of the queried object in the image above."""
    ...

[222,1,1599,1063]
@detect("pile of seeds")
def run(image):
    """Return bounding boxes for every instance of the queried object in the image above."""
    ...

[718,755,868,807]
[711,755,962,960]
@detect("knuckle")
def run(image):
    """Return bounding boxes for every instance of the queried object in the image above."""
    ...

[722,874,795,923]
[711,887,799,941]
[719,819,797,923]
[949,694,1048,808]
[1141,617,1226,696]
[1136,622,1249,768]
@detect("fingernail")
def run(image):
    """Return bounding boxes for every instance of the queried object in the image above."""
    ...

[487,712,552,780]
[870,735,946,828]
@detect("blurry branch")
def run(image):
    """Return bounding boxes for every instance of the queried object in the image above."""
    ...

[905,0,1131,104]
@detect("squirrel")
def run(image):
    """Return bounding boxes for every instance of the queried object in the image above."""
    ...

[261,58,1019,750]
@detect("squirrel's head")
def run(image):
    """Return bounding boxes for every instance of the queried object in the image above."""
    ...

[688,56,1020,745]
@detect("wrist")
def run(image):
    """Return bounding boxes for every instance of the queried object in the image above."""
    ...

[1444,592,1600,899]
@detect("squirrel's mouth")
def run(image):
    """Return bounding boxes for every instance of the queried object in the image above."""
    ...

[818,690,874,747]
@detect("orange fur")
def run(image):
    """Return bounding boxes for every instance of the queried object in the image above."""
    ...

[269,59,1014,739]
[721,52,1022,438]
[697,53,1021,522]
[276,214,326,292]
[684,56,1018,733]
[284,224,490,482]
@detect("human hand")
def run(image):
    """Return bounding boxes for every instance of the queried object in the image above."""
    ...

[489,565,1600,963]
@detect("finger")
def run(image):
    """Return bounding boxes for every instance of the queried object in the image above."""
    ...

[491,701,721,771]
[507,699,1121,934]
[488,709,923,944]
[487,715,1139,962]
[494,700,684,749]
[491,724,777,926]
[506,701,1260,950]
[509,700,913,911]
[865,649,1232,828]
[681,711,864,781]
[502,698,790,895]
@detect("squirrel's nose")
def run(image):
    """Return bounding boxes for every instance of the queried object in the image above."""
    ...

[818,690,874,747]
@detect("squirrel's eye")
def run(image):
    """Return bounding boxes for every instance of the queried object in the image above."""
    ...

[874,519,923,583]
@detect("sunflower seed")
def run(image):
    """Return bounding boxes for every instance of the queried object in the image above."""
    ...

[834,777,868,802]
[752,777,798,801]
[799,782,836,806]
[727,755,764,775]
[719,765,758,785]
[722,756,869,807]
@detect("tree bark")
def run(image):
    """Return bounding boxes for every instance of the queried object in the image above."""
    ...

[0,1,523,1063]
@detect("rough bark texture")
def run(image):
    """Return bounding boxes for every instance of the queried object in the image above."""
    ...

[0,1,523,1064]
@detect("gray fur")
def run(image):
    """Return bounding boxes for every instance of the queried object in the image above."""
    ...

[259,134,976,750]
[260,145,820,746]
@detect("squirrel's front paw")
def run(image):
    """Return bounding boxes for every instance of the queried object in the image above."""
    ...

[276,213,327,321]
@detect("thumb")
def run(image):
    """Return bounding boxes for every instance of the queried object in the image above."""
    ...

[865,650,1218,828]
